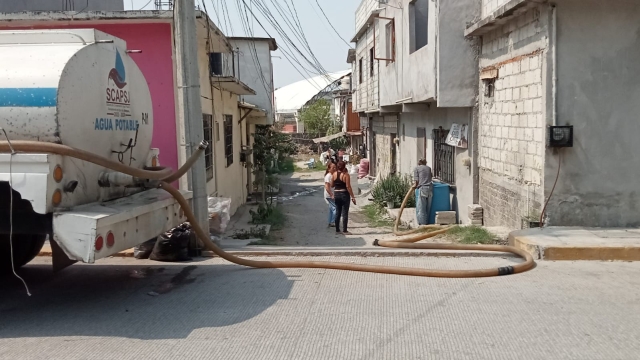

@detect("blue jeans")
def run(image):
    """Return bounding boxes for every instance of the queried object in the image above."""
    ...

[326,197,337,224]
[416,187,433,225]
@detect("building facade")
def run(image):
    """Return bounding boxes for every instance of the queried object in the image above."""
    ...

[467,0,640,228]
[350,0,480,223]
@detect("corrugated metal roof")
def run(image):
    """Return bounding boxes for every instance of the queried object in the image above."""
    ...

[275,70,350,113]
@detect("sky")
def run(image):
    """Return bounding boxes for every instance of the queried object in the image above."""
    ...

[125,0,358,88]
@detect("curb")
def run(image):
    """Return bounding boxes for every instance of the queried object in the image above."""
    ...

[203,249,519,258]
[38,245,519,259]
[509,234,640,261]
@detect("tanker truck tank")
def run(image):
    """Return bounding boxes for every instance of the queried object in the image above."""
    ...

[0,30,191,271]
[0,29,154,213]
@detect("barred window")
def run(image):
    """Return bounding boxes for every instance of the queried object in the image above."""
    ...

[202,114,214,181]
[224,114,233,167]
[432,128,455,184]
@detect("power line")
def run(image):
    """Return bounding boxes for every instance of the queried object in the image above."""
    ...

[313,0,352,48]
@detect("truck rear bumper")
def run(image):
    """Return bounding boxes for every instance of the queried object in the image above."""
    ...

[53,188,192,263]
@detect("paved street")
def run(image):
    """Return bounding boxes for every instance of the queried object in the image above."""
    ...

[3,256,640,359]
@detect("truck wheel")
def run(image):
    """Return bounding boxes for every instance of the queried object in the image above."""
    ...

[0,234,47,271]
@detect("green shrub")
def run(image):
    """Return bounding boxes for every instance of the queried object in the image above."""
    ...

[371,174,416,208]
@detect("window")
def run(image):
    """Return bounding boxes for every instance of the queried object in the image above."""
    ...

[369,48,374,77]
[224,114,233,167]
[409,0,429,53]
[373,16,395,63]
[358,58,363,83]
[385,21,395,62]
[483,79,495,98]
[209,52,223,76]
[202,114,214,181]
[432,128,455,184]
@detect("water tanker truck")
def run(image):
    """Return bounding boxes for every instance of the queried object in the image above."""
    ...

[0,29,192,271]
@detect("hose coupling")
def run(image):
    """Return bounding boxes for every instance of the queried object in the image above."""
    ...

[497,265,515,276]
[198,141,209,150]
[373,239,380,246]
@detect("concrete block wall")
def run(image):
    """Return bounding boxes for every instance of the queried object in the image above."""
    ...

[481,0,511,18]
[355,0,380,30]
[354,26,378,112]
[478,7,548,228]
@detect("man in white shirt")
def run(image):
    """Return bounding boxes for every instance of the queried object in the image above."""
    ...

[321,147,335,166]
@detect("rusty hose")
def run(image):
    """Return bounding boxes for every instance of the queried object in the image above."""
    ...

[1,141,535,278]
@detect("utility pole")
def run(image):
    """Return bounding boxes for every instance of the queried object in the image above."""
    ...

[174,0,208,254]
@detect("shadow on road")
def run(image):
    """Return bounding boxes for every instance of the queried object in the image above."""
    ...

[0,261,293,340]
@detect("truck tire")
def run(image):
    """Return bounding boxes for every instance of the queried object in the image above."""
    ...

[0,234,46,271]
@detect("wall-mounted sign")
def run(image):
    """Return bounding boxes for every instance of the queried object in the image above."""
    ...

[445,123,468,148]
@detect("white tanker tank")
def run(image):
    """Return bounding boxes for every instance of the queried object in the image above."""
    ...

[0,30,189,271]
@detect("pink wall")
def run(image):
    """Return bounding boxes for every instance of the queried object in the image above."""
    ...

[0,22,180,187]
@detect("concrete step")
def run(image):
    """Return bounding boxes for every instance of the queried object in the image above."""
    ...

[509,227,640,261]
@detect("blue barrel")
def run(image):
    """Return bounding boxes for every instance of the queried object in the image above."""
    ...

[429,182,451,224]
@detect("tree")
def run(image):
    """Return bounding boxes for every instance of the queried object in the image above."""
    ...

[252,125,296,204]
[299,99,332,134]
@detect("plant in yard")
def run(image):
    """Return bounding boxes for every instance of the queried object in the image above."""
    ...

[446,225,497,244]
[371,174,415,208]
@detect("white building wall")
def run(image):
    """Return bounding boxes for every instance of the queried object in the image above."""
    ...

[398,108,475,223]
[355,0,380,30]
[229,39,275,123]
[378,0,437,106]
[354,26,378,112]
[481,0,511,18]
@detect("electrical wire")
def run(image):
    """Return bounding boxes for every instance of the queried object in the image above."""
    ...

[138,0,154,10]
[234,0,325,89]
[312,0,353,48]
[1,129,31,296]
[540,150,562,227]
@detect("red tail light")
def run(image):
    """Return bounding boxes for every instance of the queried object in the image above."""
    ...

[95,235,104,251]
[106,232,115,247]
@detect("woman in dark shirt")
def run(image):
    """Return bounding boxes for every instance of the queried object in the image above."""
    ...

[331,161,357,234]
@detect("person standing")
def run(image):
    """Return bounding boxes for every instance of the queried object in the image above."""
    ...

[324,163,337,227]
[320,147,332,166]
[332,161,357,235]
[413,159,433,225]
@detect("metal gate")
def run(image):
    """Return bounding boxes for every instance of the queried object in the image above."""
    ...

[432,128,454,184]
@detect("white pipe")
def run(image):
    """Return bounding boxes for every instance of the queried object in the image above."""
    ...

[551,5,558,126]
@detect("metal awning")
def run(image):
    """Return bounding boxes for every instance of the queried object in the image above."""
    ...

[212,76,256,95]
[312,132,346,143]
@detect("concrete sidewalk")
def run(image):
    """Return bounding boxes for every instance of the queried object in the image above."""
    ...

[510,227,640,260]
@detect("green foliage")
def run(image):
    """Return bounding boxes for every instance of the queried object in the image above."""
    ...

[328,135,349,151]
[447,226,497,244]
[361,204,395,228]
[371,174,416,208]
[249,203,286,231]
[299,99,333,134]
[232,227,269,240]
[252,125,296,203]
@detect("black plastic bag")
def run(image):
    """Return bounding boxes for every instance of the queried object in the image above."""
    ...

[149,223,193,262]
[133,238,157,259]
